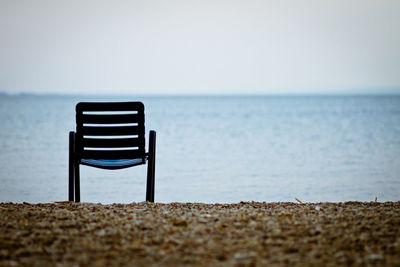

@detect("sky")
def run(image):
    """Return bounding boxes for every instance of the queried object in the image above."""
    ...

[0,0,399,95]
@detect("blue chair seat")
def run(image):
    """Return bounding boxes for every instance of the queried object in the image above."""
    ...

[81,158,144,168]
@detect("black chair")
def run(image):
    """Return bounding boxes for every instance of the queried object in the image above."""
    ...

[68,102,156,202]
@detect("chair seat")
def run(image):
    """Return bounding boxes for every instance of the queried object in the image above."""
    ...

[81,158,144,168]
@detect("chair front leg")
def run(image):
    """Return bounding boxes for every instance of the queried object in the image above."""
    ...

[68,131,75,201]
[146,130,156,202]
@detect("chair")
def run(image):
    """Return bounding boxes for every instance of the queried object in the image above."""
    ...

[68,102,156,202]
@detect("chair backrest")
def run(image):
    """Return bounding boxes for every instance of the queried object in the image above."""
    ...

[75,102,145,160]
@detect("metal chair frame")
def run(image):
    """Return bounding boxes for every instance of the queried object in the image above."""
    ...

[68,102,156,202]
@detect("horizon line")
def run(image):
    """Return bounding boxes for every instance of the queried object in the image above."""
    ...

[1,88,400,98]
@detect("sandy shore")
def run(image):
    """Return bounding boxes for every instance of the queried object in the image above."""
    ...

[1,201,399,266]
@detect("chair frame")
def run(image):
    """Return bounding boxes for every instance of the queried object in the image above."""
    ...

[68,102,156,202]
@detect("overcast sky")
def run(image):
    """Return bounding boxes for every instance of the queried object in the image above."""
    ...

[0,0,399,95]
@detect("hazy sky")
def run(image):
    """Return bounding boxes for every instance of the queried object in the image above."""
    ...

[0,0,399,95]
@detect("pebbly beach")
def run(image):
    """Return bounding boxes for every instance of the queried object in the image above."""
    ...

[1,201,399,266]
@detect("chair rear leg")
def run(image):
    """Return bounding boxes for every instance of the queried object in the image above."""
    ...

[68,132,75,201]
[146,130,156,202]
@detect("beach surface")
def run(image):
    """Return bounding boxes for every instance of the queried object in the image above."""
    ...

[1,201,399,266]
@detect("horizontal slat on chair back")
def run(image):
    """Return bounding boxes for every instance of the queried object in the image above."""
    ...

[75,102,145,160]
[77,102,143,112]
[81,114,140,124]
[81,126,141,136]
[81,149,144,159]
[82,137,142,148]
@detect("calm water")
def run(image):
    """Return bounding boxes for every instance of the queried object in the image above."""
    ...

[0,95,399,203]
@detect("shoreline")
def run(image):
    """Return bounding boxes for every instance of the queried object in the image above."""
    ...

[1,201,399,266]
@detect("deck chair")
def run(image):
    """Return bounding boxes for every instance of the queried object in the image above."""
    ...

[68,102,156,202]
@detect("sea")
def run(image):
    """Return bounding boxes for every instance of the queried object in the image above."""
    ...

[0,94,399,204]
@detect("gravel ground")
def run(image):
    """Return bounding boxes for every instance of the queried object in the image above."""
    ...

[1,201,399,266]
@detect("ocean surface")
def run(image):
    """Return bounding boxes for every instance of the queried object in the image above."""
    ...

[0,94,399,204]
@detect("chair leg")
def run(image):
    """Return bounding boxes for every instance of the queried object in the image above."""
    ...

[75,163,80,202]
[68,132,75,201]
[146,130,156,202]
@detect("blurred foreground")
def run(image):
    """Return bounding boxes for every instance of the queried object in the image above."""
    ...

[1,201,399,266]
